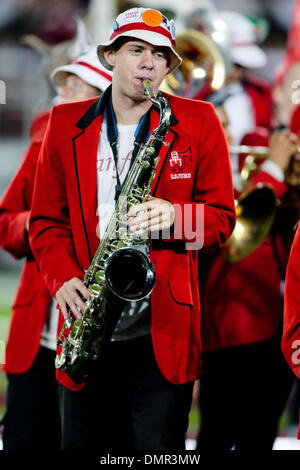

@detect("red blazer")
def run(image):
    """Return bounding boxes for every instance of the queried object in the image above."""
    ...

[200,153,290,351]
[0,110,51,373]
[281,224,300,439]
[282,224,300,378]
[29,90,236,391]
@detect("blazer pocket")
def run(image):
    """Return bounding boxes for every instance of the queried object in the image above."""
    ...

[168,280,193,307]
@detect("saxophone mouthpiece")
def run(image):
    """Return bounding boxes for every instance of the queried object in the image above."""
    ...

[143,79,155,99]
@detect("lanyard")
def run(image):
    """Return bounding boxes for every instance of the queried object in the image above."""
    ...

[105,96,151,201]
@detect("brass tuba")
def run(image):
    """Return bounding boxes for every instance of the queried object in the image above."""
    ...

[223,140,300,262]
[222,146,275,262]
[160,29,226,98]
[222,184,277,262]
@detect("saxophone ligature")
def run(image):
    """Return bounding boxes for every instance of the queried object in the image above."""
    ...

[55,80,172,383]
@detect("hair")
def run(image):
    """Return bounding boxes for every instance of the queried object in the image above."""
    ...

[108,37,130,52]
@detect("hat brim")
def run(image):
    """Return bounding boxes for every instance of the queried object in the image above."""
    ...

[97,30,182,74]
[50,63,111,92]
[231,45,267,69]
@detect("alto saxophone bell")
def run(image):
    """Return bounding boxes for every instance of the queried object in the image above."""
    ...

[104,247,156,301]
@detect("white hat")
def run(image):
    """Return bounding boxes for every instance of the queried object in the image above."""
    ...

[51,47,112,92]
[219,11,267,69]
[97,7,182,74]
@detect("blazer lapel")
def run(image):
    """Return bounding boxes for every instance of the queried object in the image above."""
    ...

[71,89,111,262]
[72,113,103,263]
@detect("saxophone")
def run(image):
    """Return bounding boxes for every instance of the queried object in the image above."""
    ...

[55,80,172,383]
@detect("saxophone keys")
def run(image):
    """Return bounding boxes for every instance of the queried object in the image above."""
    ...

[90,282,102,294]
[146,146,155,156]
[142,161,150,169]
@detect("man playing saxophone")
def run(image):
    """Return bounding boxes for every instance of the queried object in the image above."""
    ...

[29,7,235,451]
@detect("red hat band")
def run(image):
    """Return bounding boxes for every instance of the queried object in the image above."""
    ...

[109,23,175,48]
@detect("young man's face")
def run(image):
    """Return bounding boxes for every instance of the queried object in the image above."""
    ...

[104,39,170,101]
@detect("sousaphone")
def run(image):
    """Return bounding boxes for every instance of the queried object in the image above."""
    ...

[160,29,226,99]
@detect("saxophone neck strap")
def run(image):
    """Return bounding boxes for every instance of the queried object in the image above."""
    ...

[105,93,151,201]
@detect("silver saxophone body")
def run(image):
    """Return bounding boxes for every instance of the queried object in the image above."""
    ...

[55,80,172,383]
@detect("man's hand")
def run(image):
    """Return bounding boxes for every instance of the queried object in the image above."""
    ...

[56,277,91,320]
[127,196,175,234]
[268,130,300,172]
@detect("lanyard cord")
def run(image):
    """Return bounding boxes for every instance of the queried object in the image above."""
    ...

[105,95,151,201]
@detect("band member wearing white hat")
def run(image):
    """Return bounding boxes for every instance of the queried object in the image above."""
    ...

[29,7,235,450]
[282,221,300,441]
[196,88,297,451]
[51,46,113,102]
[0,48,111,450]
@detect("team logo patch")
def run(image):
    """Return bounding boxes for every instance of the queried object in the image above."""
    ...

[168,147,192,180]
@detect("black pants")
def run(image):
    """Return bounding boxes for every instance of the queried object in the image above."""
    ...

[197,334,295,451]
[59,335,194,451]
[2,347,61,450]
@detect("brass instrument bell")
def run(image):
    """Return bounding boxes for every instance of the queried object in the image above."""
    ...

[222,184,277,262]
[160,29,226,98]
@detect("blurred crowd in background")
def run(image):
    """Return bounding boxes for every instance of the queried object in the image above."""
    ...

[0,1,295,186]
[0,1,295,128]
[0,0,295,208]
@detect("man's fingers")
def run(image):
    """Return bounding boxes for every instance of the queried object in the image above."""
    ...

[129,214,173,232]
[127,201,152,218]
[56,295,69,320]
[70,278,91,301]
[62,290,83,320]
[56,277,90,320]
[128,207,159,226]
[127,198,175,233]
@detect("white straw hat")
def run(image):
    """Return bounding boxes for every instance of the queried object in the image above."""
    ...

[219,11,267,69]
[51,47,112,92]
[97,7,182,74]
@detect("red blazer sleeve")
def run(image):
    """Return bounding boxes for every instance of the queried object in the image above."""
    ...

[282,224,300,378]
[0,110,50,260]
[29,108,83,297]
[168,103,236,249]
[0,140,41,259]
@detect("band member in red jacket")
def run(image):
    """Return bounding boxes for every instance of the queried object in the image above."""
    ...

[282,222,300,439]
[29,7,235,450]
[0,47,112,450]
[196,92,298,451]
